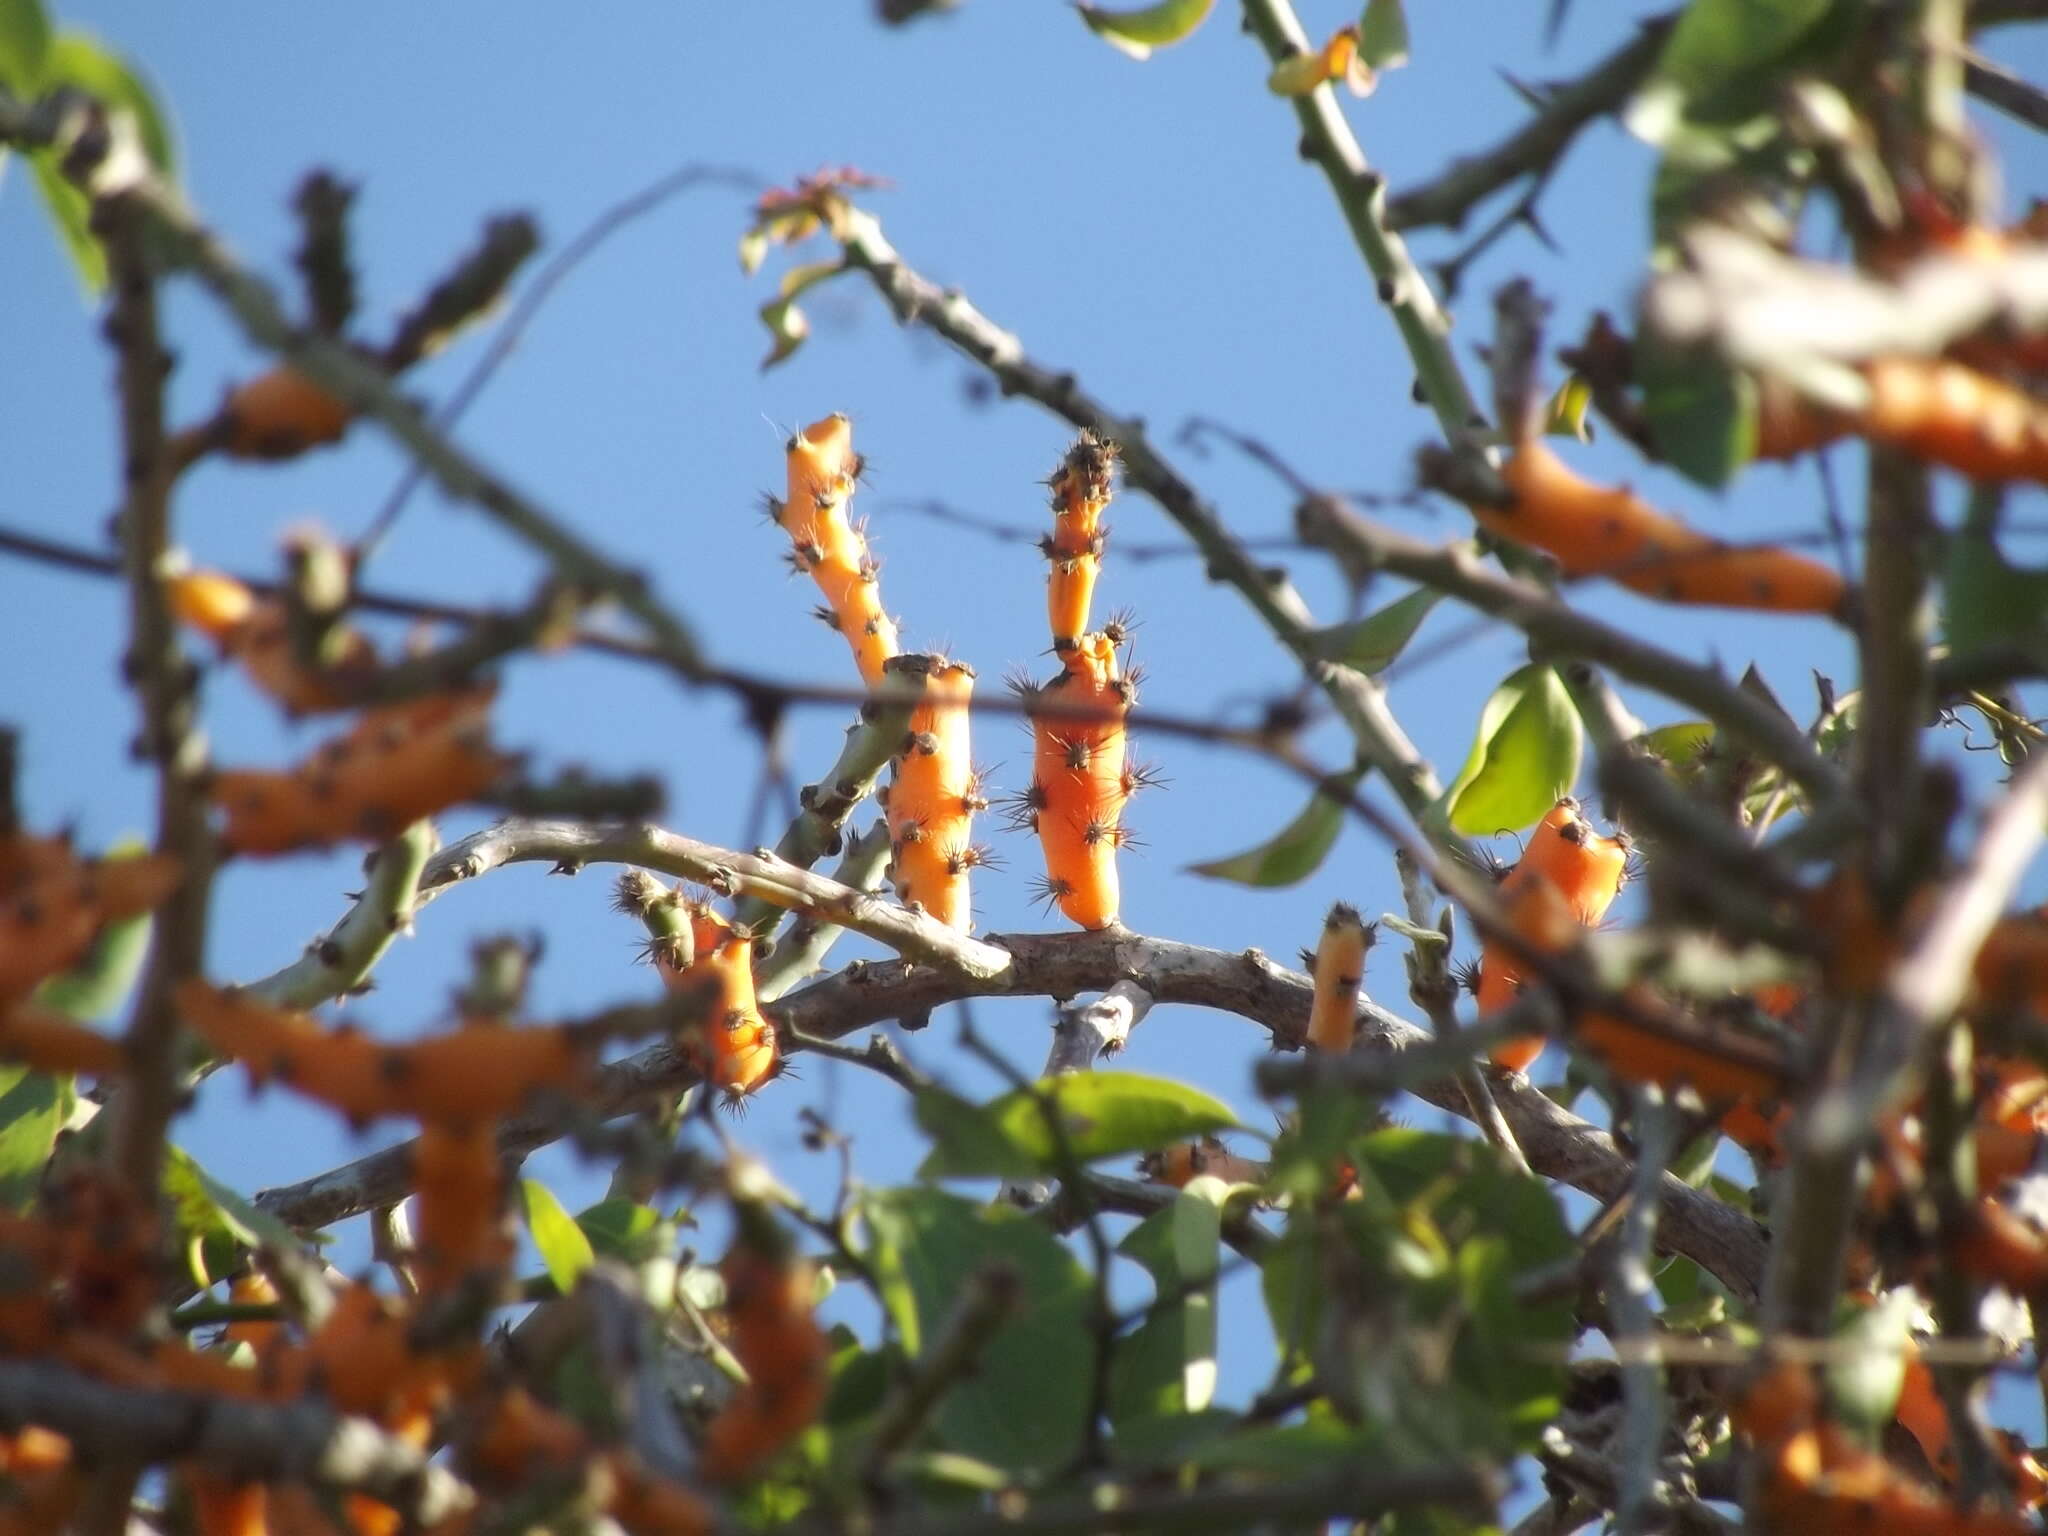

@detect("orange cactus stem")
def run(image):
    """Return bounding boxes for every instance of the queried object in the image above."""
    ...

[1306,903,1373,1054]
[212,685,517,856]
[0,846,181,1006]
[641,890,785,1106]
[1137,1134,1267,1188]
[411,1121,514,1295]
[1043,430,1120,650]
[1013,632,1140,931]
[775,413,901,686]
[176,980,598,1129]
[1757,357,2048,485]
[168,567,378,716]
[1480,798,1629,1073]
[1479,438,1848,615]
[0,1005,124,1078]
[881,655,985,932]
[700,1233,829,1485]
[221,365,353,460]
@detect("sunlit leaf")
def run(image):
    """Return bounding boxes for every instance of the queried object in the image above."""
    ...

[857,1188,1090,1474]
[1309,588,1441,673]
[28,152,101,292]
[0,0,51,90]
[1439,664,1581,836]
[163,1145,306,1284]
[758,297,809,371]
[1077,0,1215,60]
[1642,720,1715,774]
[575,1198,671,1265]
[0,1067,70,1213]
[918,1072,1238,1180]
[1827,1288,1916,1437]
[1544,374,1595,443]
[1357,0,1409,70]
[523,1178,596,1294]
[1626,0,1840,144]
[1186,767,1363,886]
[1943,517,2048,665]
[1638,332,1757,488]
[45,32,177,174]
[1110,1177,1224,1425]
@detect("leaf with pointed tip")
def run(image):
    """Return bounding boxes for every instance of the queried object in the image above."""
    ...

[1544,374,1595,443]
[917,1072,1238,1180]
[1186,768,1363,887]
[1439,665,1581,837]
[0,0,51,90]
[0,1068,69,1214]
[1309,587,1441,673]
[856,1188,1090,1475]
[523,1178,596,1294]
[1357,0,1408,70]
[1110,1178,1224,1427]
[1077,0,1215,60]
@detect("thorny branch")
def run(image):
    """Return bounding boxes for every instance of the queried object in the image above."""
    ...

[98,195,215,1206]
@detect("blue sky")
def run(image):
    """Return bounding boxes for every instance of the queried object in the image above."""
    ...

[3,0,2046,1459]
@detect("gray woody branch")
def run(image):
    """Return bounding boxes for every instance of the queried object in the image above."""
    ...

[0,1357,473,1526]
[255,891,1768,1300]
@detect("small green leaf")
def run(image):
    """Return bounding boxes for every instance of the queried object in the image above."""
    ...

[758,297,809,371]
[1077,0,1215,60]
[1637,332,1757,488]
[1357,0,1408,70]
[1626,0,1840,144]
[1111,1178,1225,1425]
[738,228,770,276]
[1643,720,1715,773]
[1308,588,1440,673]
[856,1188,1091,1475]
[575,1198,672,1264]
[28,152,102,292]
[0,1067,70,1213]
[1942,518,2048,665]
[523,1178,596,1294]
[45,32,177,175]
[918,1071,1238,1180]
[162,1146,305,1281]
[1827,1288,1916,1438]
[0,0,52,89]
[1544,374,1595,443]
[1186,767,1362,887]
[34,849,152,1021]
[1439,664,1581,837]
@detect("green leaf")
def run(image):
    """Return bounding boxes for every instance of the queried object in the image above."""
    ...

[33,855,150,1022]
[1110,1178,1225,1425]
[758,297,810,370]
[1827,1288,1916,1439]
[1438,665,1581,837]
[1626,0,1840,143]
[1308,588,1441,673]
[44,32,177,174]
[856,1188,1091,1475]
[523,1178,596,1294]
[1643,720,1715,772]
[28,151,102,292]
[0,1067,70,1213]
[1638,333,1757,488]
[1544,374,1595,443]
[575,1198,672,1264]
[162,1146,306,1284]
[1942,521,2048,665]
[1185,767,1362,887]
[1077,0,1215,59]
[0,0,51,89]
[917,1071,1238,1180]
[1356,0,1409,70]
